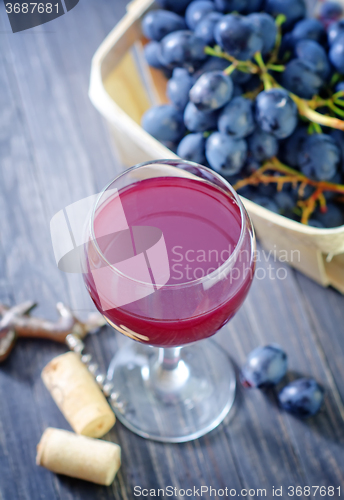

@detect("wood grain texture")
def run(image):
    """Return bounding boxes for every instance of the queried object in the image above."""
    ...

[0,1,343,500]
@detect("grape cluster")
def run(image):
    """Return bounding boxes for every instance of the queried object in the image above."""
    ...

[141,0,344,228]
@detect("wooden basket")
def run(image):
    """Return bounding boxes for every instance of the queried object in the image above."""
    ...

[89,0,344,293]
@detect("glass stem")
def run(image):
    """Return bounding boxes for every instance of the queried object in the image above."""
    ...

[158,347,182,371]
[151,347,189,395]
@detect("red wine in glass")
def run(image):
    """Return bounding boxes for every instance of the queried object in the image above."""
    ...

[83,161,255,442]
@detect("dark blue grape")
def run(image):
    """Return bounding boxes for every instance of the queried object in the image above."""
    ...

[314,203,344,228]
[278,378,325,418]
[195,12,223,45]
[294,40,330,80]
[167,68,194,110]
[329,32,344,73]
[155,0,193,14]
[298,134,340,181]
[279,125,308,168]
[218,97,255,139]
[206,132,247,174]
[290,18,326,45]
[255,89,298,139]
[214,14,263,61]
[248,128,278,162]
[142,105,185,142]
[251,195,279,212]
[142,10,187,41]
[282,59,324,99]
[185,0,215,30]
[184,101,219,131]
[247,13,277,55]
[177,132,206,163]
[328,19,344,45]
[160,30,207,69]
[265,0,306,30]
[240,345,288,388]
[189,71,234,112]
[320,1,343,24]
[144,41,165,69]
[214,0,263,13]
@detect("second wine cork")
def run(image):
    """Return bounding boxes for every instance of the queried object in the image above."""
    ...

[36,428,121,485]
[42,352,115,438]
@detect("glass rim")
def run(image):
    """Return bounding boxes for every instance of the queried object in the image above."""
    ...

[89,159,253,289]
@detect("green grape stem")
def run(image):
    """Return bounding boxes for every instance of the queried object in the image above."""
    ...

[292,94,344,131]
[205,45,344,131]
[267,64,285,72]
[269,14,286,64]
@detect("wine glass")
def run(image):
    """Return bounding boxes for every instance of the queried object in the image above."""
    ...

[82,160,255,442]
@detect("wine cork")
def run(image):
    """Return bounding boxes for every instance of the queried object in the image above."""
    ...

[42,352,115,438]
[36,428,121,486]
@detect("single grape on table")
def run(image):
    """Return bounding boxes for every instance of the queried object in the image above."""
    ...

[141,0,344,228]
[240,344,288,388]
[278,378,325,417]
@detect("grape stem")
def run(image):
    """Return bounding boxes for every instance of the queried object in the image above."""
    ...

[205,42,344,130]
[204,45,259,74]
[233,157,344,224]
[291,93,344,131]
[268,14,286,64]
[298,189,326,224]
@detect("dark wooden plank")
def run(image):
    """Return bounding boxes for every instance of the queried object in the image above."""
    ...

[294,273,344,403]
[0,19,70,500]
[0,2,127,499]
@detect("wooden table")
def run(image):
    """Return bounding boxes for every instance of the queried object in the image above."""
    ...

[0,1,343,499]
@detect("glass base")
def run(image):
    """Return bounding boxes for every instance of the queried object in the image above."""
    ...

[107,338,236,443]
